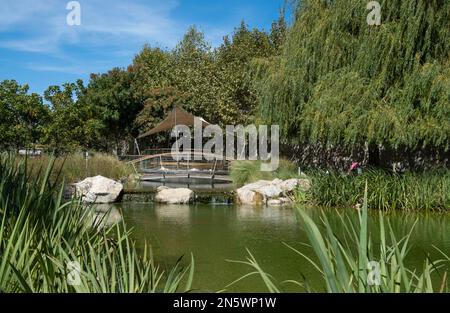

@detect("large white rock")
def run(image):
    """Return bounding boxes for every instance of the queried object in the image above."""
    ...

[279,179,299,193]
[279,178,312,193]
[155,187,194,204]
[242,180,273,191]
[75,176,123,204]
[236,188,264,205]
[237,178,312,206]
[240,180,283,198]
[254,184,283,198]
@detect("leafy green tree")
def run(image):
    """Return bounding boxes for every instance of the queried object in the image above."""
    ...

[131,45,174,102]
[135,86,190,147]
[82,68,141,154]
[42,80,102,152]
[131,23,283,132]
[216,21,278,125]
[170,26,220,122]
[254,0,450,165]
[0,80,49,149]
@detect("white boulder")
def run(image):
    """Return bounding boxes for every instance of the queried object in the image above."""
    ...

[254,184,283,198]
[155,187,194,204]
[239,180,283,199]
[236,188,264,205]
[237,178,311,206]
[279,178,312,193]
[75,176,123,204]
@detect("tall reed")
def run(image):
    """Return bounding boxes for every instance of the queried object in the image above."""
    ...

[15,153,134,184]
[229,184,449,293]
[0,154,193,293]
[307,169,450,211]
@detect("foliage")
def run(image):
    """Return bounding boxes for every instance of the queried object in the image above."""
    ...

[1,16,287,153]
[135,86,191,147]
[131,22,286,133]
[82,68,141,150]
[230,186,449,293]
[0,80,49,149]
[230,159,302,186]
[0,154,194,292]
[307,169,450,211]
[20,153,135,184]
[254,0,450,153]
[42,80,103,152]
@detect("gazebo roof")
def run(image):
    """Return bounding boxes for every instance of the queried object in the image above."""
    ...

[137,106,210,139]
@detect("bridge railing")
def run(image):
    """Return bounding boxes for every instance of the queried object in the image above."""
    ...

[124,149,231,175]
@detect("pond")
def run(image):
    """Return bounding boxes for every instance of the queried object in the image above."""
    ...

[114,202,450,292]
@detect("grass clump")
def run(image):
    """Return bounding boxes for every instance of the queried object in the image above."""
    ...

[0,154,193,293]
[16,152,135,184]
[309,169,450,211]
[230,159,302,186]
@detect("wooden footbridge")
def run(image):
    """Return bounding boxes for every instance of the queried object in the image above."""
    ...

[124,106,233,183]
[125,149,232,183]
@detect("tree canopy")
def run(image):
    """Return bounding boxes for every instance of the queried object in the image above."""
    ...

[0,80,49,149]
[254,0,450,154]
[2,1,448,168]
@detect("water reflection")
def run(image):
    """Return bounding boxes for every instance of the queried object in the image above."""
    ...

[90,204,123,228]
[236,205,297,225]
[119,202,450,292]
[154,204,191,226]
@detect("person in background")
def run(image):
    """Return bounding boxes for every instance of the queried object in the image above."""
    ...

[348,161,362,175]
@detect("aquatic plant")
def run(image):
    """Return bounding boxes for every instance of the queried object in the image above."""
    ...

[230,184,449,293]
[0,154,193,293]
[308,169,450,211]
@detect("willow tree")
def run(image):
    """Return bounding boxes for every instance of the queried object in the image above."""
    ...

[254,0,450,167]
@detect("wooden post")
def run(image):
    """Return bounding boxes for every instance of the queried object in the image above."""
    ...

[211,159,218,180]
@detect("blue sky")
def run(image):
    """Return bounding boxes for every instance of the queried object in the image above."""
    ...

[0,0,286,95]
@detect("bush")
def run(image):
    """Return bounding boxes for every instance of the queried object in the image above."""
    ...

[230,159,303,186]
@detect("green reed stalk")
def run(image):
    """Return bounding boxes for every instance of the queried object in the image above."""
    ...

[0,153,194,293]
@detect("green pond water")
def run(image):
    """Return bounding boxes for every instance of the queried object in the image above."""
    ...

[115,202,450,292]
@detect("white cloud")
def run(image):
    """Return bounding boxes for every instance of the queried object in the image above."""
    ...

[24,62,87,74]
[0,0,185,54]
[0,0,253,80]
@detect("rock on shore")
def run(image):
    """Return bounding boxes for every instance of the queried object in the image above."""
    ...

[155,186,195,204]
[236,178,311,206]
[75,176,124,204]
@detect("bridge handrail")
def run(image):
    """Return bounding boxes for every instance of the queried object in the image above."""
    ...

[127,151,233,165]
